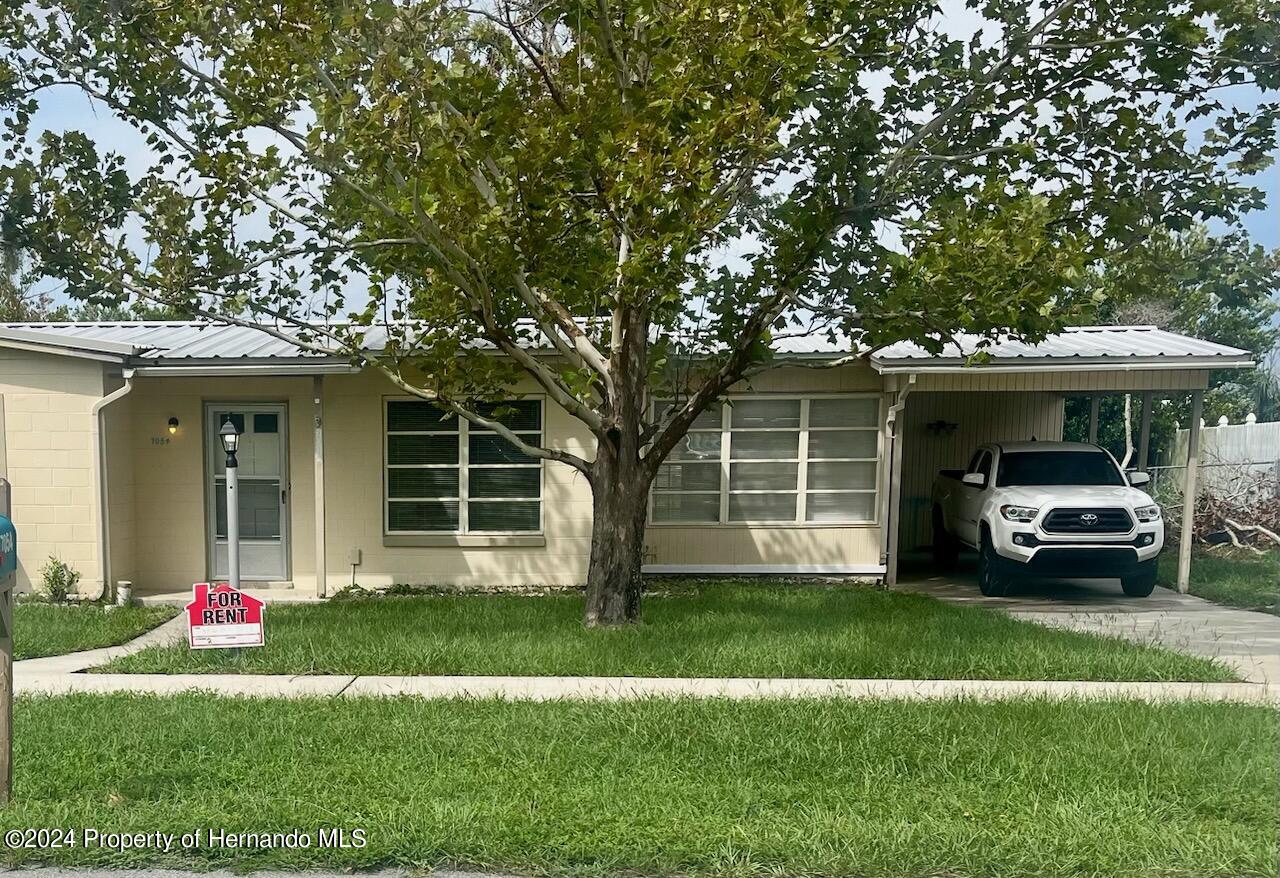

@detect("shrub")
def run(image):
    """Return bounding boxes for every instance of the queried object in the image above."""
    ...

[38,557,80,603]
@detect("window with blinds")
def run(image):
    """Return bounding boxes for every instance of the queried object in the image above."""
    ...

[385,399,542,533]
[650,396,880,525]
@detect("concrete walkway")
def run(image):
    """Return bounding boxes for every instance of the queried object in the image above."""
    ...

[16,669,1274,703]
[898,562,1280,684]
[14,574,1280,704]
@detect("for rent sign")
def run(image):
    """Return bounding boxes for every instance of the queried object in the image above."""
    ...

[186,583,265,649]
[0,516,15,580]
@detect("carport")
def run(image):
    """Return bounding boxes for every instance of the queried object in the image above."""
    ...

[874,326,1255,591]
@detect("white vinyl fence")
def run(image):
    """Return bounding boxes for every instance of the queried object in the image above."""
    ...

[1156,416,1280,493]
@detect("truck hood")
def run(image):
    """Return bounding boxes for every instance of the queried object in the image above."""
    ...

[991,485,1155,509]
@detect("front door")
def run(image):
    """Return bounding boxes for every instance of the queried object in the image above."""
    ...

[206,404,289,582]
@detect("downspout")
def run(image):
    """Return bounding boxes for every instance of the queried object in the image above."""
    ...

[880,373,916,585]
[90,368,135,602]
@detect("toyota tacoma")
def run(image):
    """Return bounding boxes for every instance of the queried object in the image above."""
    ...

[931,441,1164,597]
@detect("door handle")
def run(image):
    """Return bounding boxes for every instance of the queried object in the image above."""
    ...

[281,489,287,504]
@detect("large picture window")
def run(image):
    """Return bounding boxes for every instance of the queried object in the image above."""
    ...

[385,399,543,534]
[651,396,880,525]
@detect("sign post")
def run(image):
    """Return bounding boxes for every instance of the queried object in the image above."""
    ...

[0,478,17,805]
[186,583,265,649]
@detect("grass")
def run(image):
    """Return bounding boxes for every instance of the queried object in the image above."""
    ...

[101,582,1233,681]
[1159,551,1280,615]
[14,603,178,661]
[3,693,1275,877]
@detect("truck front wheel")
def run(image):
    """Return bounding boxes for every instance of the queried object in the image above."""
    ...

[1121,560,1158,597]
[978,535,1015,597]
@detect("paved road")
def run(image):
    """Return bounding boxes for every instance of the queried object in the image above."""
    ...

[898,559,1280,684]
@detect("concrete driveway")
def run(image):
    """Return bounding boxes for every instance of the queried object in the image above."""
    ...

[897,556,1280,684]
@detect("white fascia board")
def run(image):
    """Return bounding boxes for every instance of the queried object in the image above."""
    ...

[130,362,361,377]
[642,564,886,575]
[872,357,1255,374]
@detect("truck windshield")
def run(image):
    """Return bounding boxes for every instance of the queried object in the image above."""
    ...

[996,451,1125,487]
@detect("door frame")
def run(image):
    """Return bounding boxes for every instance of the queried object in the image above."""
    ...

[203,401,291,582]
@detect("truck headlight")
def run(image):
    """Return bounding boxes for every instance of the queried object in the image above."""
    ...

[1000,505,1039,523]
[1134,504,1161,522]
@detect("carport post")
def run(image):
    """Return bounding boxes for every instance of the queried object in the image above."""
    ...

[1136,391,1153,472]
[1176,391,1204,594]
[313,376,327,599]
[1087,396,1101,444]
[884,374,916,587]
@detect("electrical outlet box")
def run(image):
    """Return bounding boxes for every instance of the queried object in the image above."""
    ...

[347,547,362,566]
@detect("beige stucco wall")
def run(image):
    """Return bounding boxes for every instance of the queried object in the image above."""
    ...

[0,349,105,594]
[123,375,318,594]
[322,370,596,590]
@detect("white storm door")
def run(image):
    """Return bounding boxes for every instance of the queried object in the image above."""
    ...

[207,404,289,581]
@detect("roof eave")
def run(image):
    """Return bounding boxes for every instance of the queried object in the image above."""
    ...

[871,356,1256,374]
[0,326,137,362]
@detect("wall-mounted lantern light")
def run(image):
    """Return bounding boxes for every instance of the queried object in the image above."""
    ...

[167,417,180,435]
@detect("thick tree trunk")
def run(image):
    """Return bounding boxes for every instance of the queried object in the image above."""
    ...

[583,451,651,626]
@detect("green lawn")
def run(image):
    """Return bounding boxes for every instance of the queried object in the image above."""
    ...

[4,693,1275,877]
[14,603,178,661]
[102,582,1233,681]
[1159,551,1280,615]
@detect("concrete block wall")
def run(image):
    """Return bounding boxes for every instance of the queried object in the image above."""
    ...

[0,349,106,595]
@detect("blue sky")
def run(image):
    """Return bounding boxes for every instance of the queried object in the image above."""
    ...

[19,6,1280,302]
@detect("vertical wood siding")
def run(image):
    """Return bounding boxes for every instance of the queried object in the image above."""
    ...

[899,391,1065,550]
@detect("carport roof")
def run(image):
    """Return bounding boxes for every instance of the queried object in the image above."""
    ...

[0,321,1254,374]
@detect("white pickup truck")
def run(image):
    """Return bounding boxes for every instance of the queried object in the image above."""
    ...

[931,441,1164,597]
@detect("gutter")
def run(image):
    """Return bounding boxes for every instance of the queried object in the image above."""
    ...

[89,368,135,602]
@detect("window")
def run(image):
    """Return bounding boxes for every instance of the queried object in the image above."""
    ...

[385,399,542,533]
[651,396,880,525]
[997,451,1125,487]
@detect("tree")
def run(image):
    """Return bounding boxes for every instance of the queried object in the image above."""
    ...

[1066,226,1280,462]
[0,241,50,321]
[1,0,1276,624]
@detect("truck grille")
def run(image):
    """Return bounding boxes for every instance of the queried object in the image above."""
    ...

[1042,508,1133,534]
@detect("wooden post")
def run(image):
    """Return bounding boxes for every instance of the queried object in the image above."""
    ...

[312,376,327,599]
[1177,391,1204,594]
[0,477,13,805]
[0,586,11,805]
[1137,391,1153,472]
[1088,395,1101,444]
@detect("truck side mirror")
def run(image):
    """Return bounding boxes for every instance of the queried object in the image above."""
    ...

[1127,471,1151,487]
[961,472,986,488]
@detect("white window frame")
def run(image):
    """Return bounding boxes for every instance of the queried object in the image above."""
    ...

[649,393,883,527]
[383,396,545,535]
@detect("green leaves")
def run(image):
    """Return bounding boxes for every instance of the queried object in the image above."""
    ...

[0,0,1274,440]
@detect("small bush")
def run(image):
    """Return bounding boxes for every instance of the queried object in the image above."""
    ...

[38,557,80,603]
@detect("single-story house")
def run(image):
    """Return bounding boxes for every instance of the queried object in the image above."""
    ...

[0,321,1251,599]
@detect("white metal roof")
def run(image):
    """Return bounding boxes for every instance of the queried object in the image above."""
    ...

[0,321,1254,374]
[871,325,1252,371]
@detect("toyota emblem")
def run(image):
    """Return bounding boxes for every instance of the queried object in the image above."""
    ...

[1080,513,1099,526]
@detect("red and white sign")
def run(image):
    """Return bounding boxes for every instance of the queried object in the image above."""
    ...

[186,583,265,649]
